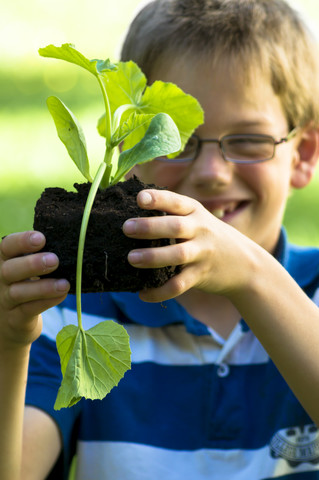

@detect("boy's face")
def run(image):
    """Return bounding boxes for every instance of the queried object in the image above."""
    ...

[133,57,301,253]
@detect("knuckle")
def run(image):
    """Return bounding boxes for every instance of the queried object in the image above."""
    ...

[170,274,187,296]
[24,253,46,277]
[140,219,154,236]
[0,261,11,284]
[24,253,38,272]
[172,218,185,237]
[143,248,157,264]
[175,243,189,264]
[6,283,20,305]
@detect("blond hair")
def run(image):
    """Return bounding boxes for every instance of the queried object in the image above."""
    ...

[121,0,319,128]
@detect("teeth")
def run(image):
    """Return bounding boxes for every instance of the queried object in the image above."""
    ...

[212,208,225,219]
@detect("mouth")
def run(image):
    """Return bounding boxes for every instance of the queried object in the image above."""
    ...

[203,200,250,221]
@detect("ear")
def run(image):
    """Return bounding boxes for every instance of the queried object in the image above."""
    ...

[290,126,319,189]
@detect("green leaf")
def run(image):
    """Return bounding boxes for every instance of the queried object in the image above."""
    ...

[101,60,146,109]
[139,81,204,156]
[111,112,155,147]
[97,67,204,156]
[111,112,181,184]
[97,61,147,137]
[39,43,117,76]
[54,321,131,410]
[46,96,92,182]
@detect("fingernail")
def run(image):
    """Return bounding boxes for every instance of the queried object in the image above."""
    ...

[139,191,152,206]
[128,251,143,265]
[123,220,137,235]
[55,279,70,292]
[42,253,58,268]
[30,232,44,246]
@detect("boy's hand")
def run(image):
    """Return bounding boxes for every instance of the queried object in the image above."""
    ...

[0,231,70,350]
[123,189,254,302]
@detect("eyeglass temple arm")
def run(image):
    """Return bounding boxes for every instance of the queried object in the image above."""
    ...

[276,126,299,145]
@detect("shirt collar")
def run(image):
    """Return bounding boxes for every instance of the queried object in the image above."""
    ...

[275,228,319,288]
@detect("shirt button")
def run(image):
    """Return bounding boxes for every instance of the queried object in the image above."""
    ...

[217,363,230,377]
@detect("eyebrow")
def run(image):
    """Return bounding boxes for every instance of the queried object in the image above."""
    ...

[228,119,273,129]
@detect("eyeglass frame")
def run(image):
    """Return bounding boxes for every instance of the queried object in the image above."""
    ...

[157,127,299,165]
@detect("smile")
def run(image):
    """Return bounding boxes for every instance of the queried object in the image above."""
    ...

[203,200,250,221]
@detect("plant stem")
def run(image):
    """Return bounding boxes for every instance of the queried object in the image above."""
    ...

[97,75,112,149]
[76,162,107,330]
[97,74,116,188]
[100,147,114,189]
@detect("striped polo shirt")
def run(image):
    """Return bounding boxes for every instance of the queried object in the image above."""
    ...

[26,229,319,479]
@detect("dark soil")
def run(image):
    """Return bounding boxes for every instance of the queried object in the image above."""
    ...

[33,177,177,293]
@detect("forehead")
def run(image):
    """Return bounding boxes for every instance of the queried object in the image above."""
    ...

[151,54,288,132]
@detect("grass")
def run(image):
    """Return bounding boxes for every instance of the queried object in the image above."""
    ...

[0,87,103,238]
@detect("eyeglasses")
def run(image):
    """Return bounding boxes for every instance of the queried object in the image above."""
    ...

[157,127,299,165]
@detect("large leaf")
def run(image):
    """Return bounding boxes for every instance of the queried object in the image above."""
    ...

[111,112,181,184]
[97,66,204,156]
[54,321,131,410]
[101,60,146,111]
[39,43,117,76]
[97,61,147,137]
[139,81,204,155]
[46,96,92,182]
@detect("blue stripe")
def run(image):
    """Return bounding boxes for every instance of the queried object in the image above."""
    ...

[262,472,319,479]
[61,291,211,335]
[79,361,311,450]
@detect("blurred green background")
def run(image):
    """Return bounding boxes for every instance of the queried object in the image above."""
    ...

[1,0,319,245]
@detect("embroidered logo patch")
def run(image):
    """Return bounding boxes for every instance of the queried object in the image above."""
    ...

[270,424,319,467]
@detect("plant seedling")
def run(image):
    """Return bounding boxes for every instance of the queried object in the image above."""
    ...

[38,43,204,409]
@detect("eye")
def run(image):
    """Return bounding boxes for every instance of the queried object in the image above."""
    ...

[173,135,198,161]
[224,135,274,161]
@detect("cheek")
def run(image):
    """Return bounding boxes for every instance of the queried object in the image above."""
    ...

[239,161,291,207]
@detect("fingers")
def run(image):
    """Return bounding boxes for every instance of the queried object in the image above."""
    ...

[127,241,197,269]
[0,232,70,349]
[0,231,63,287]
[124,215,192,240]
[123,190,199,241]
[4,278,70,313]
[0,231,45,261]
[17,296,69,319]
[1,252,60,285]
[136,189,197,216]
[123,189,223,301]
[138,266,198,303]
[0,231,70,313]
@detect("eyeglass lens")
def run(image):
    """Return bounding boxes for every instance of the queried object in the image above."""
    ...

[164,135,276,163]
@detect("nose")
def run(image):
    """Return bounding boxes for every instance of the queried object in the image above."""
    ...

[190,142,233,189]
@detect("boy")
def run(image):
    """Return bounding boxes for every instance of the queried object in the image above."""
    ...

[1,0,319,478]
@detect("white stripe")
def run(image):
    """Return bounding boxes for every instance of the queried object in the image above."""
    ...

[42,307,269,366]
[74,441,319,480]
[42,307,112,339]
[125,322,222,365]
[125,323,269,366]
